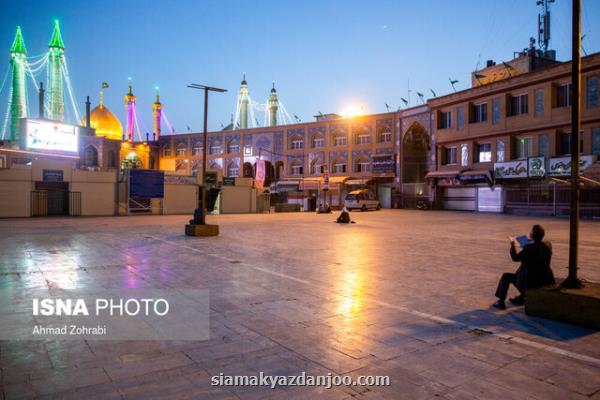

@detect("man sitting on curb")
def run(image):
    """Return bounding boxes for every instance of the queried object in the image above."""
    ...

[493,224,555,310]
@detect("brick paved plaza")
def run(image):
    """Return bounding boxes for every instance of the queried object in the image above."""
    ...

[1,210,599,399]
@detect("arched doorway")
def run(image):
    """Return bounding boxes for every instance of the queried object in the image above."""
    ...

[84,145,98,167]
[402,122,430,207]
[122,152,142,169]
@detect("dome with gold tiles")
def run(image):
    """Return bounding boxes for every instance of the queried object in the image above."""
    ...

[83,97,123,141]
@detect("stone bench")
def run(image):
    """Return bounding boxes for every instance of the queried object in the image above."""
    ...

[525,280,600,329]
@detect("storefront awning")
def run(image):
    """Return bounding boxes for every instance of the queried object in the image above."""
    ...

[459,169,493,186]
[274,180,301,186]
[345,178,372,186]
[425,170,461,179]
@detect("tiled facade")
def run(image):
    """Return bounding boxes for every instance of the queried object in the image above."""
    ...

[158,112,402,181]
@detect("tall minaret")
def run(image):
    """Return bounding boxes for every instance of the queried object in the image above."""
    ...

[47,20,65,121]
[8,26,27,141]
[238,74,249,129]
[152,86,162,140]
[124,78,136,142]
[267,82,279,127]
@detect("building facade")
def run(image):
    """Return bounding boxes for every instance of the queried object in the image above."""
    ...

[157,109,436,210]
[428,52,600,216]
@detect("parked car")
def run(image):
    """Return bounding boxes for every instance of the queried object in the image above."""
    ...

[344,189,381,211]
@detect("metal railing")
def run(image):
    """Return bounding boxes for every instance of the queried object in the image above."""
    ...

[30,191,82,217]
[31,190,48,217]
[69,192,82,216]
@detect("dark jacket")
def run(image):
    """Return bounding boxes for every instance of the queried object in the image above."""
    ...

[510,241,555,292]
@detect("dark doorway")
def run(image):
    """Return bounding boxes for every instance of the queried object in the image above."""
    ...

[402,122,430,184]
[35,182,69,216]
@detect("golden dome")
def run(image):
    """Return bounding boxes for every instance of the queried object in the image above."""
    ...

[83,103,123,141]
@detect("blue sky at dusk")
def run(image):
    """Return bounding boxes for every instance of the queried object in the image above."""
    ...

[1,0,599,133]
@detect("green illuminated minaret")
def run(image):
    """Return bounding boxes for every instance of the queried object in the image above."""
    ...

[238,74,249,129]
[9,26,27,141]
[48,20,65,121]
[267,82,278,127]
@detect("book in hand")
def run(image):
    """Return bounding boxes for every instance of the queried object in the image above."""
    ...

[516,235,533,248]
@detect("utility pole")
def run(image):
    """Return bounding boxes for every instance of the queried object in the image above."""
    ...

[563,0,582,288]
[187,84,227,224]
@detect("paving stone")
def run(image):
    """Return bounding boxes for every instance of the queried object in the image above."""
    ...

[0,211,599,399]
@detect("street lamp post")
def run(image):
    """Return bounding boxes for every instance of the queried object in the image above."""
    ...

[564,0,582,288]
[187,84,227,225]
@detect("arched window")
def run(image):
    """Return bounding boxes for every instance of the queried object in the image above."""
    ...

[227,162,239,177]
[331,158,347,174]
[176,143,187,156]
[84,145,98,167]
[354,127,371,145]
[333,133,347,146]
[290,135,303,150]
[377,126,392,143]
[210,141,222,155]
[191,141,203,156]
[290,160,303,175]
[227,140,239,154]
[354,155,370,173]
[310,158,324,175]
[311,134,325,148]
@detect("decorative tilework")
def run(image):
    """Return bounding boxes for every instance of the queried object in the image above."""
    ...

[224,134,240,143]
[175,138,188,148]
[207,136,222,146]
[287,127,305,140]
[376,118,393,132]
[308,126,326,136]
[329,151,348,162]
[308,151,325,162]
[273,131,284,162]
[376,147,393,155]
[329,123,348,136]
[209,158,222,169]
[352,149,372,158]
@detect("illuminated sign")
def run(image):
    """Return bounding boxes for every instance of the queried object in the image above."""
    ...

[494,160,528,179]
[528,157,545,177]
[25,119,78,153]
[548,155,596,176]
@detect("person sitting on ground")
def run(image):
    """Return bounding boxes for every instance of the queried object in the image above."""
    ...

[493,224,555,310]
[336,207,352,223]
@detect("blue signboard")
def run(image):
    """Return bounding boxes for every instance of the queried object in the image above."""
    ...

[371,155,395,174]
[43,169,64,182]
[130,169,164,198]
